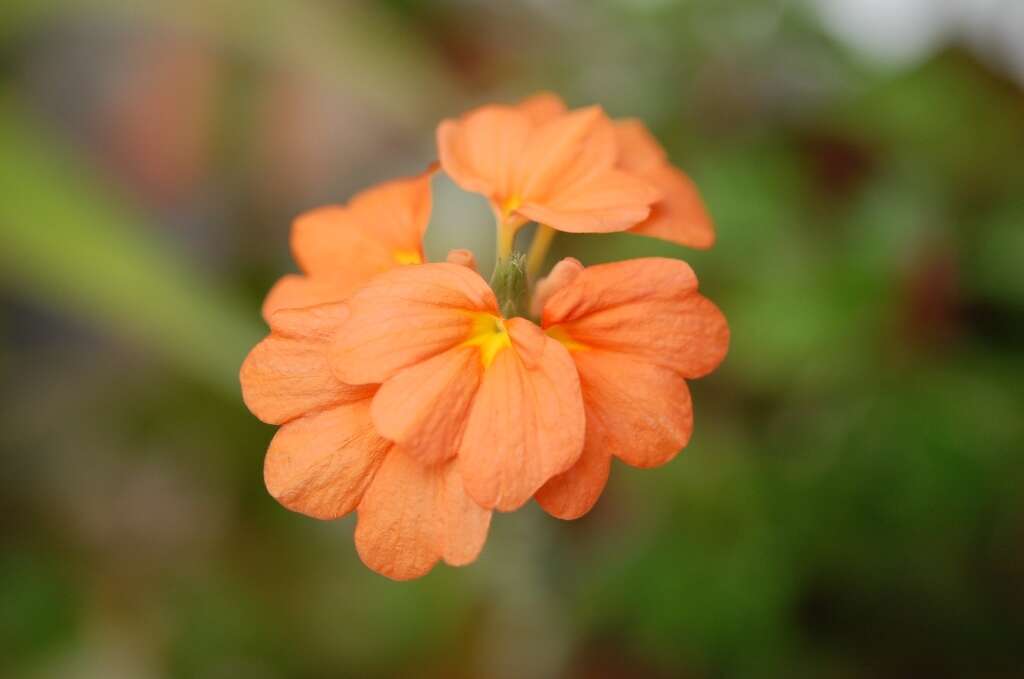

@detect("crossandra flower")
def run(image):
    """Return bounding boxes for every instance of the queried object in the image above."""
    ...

[261,169,435,320]
[241,303,490,580]
[330,262,585,512]
[532,257,729,519]
[437,97,661,253]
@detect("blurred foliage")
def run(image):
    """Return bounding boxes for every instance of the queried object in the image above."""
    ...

[1,1,1023,678]
[0,100,261,395]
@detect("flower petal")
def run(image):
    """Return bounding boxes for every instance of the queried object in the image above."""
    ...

[511,108,659,232]
[355,451,492,581]
[437,105,531,203]
[445,248,478,272]
[614,118,667,173]
[458,318,584,511]
[575,350,693,468]
[513,106,615,201]
[536,350,694,520]
[612,120,715,249]
[629,165,715,249]
[542,258,729,378]
[292,173,431,276]
[534,440,611,520]
[264,398,389,520]
[345,171,433,251]
[517,168,659,233]
[439,458,494,566]
[240,304,373,424]
[371,347,481,465]
[331,263,498,385]
[261,172,433,320]
[530,257,584,318]
[516,91,567,124]
[262,273,354,320]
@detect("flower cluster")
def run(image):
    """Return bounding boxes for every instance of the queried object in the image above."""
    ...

[240,93,729,580]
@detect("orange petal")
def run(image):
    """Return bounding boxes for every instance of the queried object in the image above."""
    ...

[262,273,352,320]
[437,105,531,204]
[355,451,492,581]
[614,118,667,173]
[261,172,433,320]
[576,350,693,467]
[536,351,694,520]
[458,318,584,511]
[534,439,611,520]
[629,165,715,249]
[516,91,567,124]
[517,168,659,233]
[513,106,615,200]
[445,248,478,272]
[292,173,431,276]
[264,398,388,519]
[345,170,433,250]
[542,258,729,378]
[513,110,659,232]
[331,263,498,385]
[530,257,583,318]
[613,120,715,249]
[437,458,494,567]
[371,347,481,465]
[240,304,374,424]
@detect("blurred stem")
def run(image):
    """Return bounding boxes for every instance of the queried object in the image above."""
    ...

[497,220,520,261]
[526,224,556,280]
[477,507,570,679]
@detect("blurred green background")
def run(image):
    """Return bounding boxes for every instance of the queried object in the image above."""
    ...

[2,1,1023,677]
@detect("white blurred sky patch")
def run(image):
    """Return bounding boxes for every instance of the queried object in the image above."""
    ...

[812,0,1024,83]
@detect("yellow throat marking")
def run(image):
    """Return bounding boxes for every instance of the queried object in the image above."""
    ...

[501,194,523,217]
[461,313,512,368]
[392,249,423,265]
[546,325,588,352]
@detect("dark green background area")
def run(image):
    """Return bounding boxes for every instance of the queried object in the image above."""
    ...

[1,1,1023,677]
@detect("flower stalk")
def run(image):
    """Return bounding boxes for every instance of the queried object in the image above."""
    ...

[526,224,556,281]
[497,218,522,260]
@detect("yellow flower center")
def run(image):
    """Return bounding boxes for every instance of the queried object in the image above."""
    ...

[546,325,588,352]
[461,313,512,368]
[392,249,423,265]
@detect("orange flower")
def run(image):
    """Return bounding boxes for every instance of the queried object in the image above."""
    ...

[517,93,715,250]
[436,99,660,244]
[329,262,585,512]
[240,91,730,579]
[240,302,491,580]
[532,257,729,519]
[261,169,434,321]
